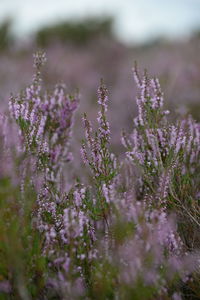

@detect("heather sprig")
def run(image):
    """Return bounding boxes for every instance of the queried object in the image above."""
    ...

[122,65,200,271]
[9,51,79,184]
[123,65,200,211]
[81,81,119,224]
[81,81,117,183]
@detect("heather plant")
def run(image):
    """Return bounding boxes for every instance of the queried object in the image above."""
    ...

[79,73,199,299]
[122,63,200,249]
[9,51,79,186]
[81,80,118,225]
[0,52,199,300]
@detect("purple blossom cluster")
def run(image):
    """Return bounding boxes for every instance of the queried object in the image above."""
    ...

[9,52,79,184]
[123,64,200,210]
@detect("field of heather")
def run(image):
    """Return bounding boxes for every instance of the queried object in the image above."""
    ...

[0,16,200,300]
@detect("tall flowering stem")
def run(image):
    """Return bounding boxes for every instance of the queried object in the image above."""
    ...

[122,64,200,254]
[9,51,79,185]
[81,81,118,225]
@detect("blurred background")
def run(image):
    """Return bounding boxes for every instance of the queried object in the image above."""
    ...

[0,0,200,153]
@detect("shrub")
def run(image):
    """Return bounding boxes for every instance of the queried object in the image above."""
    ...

[0,52,199,299]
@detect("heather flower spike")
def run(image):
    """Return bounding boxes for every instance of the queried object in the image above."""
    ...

[9,51,79,184]
[82,80,117,184]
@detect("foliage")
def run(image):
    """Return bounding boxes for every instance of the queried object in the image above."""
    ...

[36,17,114,47]
[0,19,13,52]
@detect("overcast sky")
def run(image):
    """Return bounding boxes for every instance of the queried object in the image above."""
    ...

[0,0,200,44]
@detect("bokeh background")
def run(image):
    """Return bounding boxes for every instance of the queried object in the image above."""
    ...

[0,0,200,155]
